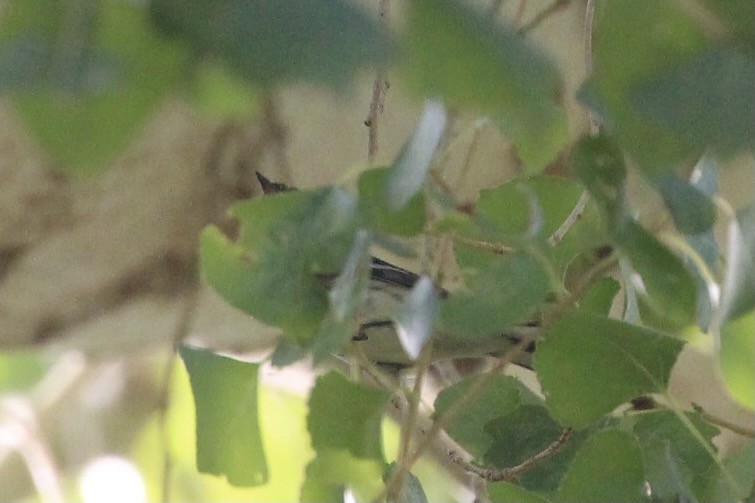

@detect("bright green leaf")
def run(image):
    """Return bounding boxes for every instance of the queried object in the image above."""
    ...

[557,429,646,503]
[719,310,755,411]
[405,0,568,171]
[307,372,389,460]
[300,450,384,503]
[536,312,685,427]
[179,345,267,486]
[149,0,392,89]
[579,277,620,316]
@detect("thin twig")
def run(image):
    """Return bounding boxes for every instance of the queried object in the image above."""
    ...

[452,235,513,256]
[517,0,571,35]
[547,189,590,246]
[260,92,292,182]
[692,403,755,438]
[365,0,391,165]
[449,427,573,481]
[159,289,200,503]
[584,0,600,135]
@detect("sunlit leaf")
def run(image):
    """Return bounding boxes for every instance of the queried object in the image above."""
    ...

[632,48,755,155]
[536,312,685,427]
[404,0,567,171]
[300,450,384,503]
[307,372,389,460]
[150,0,393,89]
[179,345,267,486]
[387,101,447,209]
[719,310,755,410]
[557,429,646,503]
[394,276,440,361]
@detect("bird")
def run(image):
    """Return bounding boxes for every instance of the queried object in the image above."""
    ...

[255,171,538,369]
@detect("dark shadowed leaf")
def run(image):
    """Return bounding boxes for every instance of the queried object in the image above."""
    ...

[535,312,685,427]
[488,481,551,503]
[179,345,267,486]
[655,173,716,235]
[384,463,428,503]
[557,429,646,503]
[719,205,755,321]
[404,0,567,171]
[693,440,755,503]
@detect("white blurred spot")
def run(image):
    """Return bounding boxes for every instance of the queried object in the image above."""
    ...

[79,456,146,503]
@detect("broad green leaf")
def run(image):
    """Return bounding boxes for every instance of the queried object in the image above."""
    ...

[357,167,426,237]
[632,410,719,501]
[404,0,567,171]
[571,135,627,224]
[307,372,389,460]
[149,0,392,89]
[6,1,187,174]
[535,312,685,427]
[433,375,523,458]
[179,345,267,486]
[655,173,717,235]
[190,61,260,119]
[394,276,440,361]
[202,187,359,343]
[580,0,708,172]
[618,220,698,327]
[484,405,588,492]
[383,463,428,503]
[439,251,550,338]
[557,429,646,503]
[387,101,447,209]
[489,481,551,503]
[0,351,47,392]
[693,441,755,503]
[579,277,620,316]
[698,0,755,48]
[632,48,755,155]
[300,450,384,503]
[719,310,755,411]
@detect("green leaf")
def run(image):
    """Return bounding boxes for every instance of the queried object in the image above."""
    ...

[655,173,717,235]
[579,277,620,316]
[618,220,698,327]
[632,410,719,501]
[178,345,267,486]
[571,135,627,222]
[300,450,384,503]
[433,375,524,458]
[535,312,685,427]
[489,481,551,503]
[383,463,428,503]
[632,48,755,155]
[719,310,755,411]
[307,372,389,460]
[149,0,393,89]
[394,276,440,361]
[404,0,567,171]
[693,440,755,503]
[439,251,550,338]
[6,1,187,174]
[698,0,755,48]
[387,101,447,209]
[580,0,708,172]
[484,405,587,492]
[357,167,426,237]
[557,429,646,503]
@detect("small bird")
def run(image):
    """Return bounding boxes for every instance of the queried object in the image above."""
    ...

[255,172,538,368]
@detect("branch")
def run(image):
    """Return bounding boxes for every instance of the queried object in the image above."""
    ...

[365,0,391,165]
[449,428,573,481]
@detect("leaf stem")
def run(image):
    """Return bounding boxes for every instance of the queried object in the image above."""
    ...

[517,0,571,35]
[692,403,755,438]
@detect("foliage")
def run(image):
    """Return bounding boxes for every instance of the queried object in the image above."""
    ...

[1,0,754,502]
